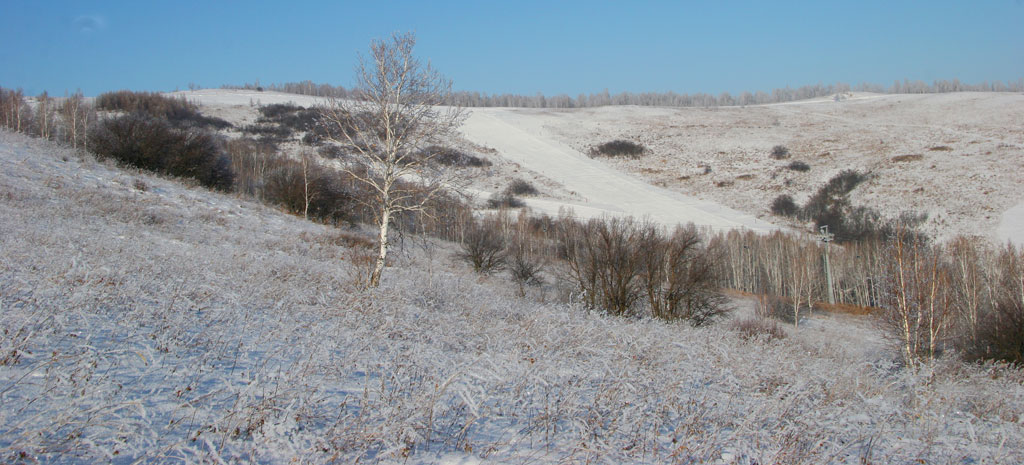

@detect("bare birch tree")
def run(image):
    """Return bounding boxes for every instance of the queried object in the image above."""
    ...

[319,32,464,288]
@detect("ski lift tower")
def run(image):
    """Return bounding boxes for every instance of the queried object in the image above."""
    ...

[819,225,836,305]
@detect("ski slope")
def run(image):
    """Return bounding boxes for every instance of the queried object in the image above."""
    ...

[461,107,781,233]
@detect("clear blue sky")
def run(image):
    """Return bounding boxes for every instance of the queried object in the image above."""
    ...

[2,0,1022,97]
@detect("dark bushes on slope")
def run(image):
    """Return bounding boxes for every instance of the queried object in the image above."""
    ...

[262,158,358,225]
[770,195,800,217]
[458,218,507,274]
[557,217,726,324]
[505,178,539,196]
[421,145,491,167]
[89,114,233,191]
[95,90,231,129]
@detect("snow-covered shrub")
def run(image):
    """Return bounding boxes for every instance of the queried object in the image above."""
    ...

[733,317,786,342]
[506,217,546,295]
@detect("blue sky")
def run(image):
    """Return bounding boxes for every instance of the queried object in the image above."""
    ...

[1,1,1022,97]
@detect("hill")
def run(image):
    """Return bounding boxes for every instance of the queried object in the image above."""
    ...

[464,92,1024,244]
[174,89,1024,244]
[2,127,1023,462]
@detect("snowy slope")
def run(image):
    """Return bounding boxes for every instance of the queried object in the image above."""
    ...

[461,108,781,233]
[2,129,1024,463]
[172,89,1023,244]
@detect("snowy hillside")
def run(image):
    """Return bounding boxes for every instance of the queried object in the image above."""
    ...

[173,89,1024,244]
[482,92,1024,244]
[2,128,1024,463]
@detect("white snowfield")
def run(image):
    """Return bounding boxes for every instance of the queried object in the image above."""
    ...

[173,89,1024,245]
[170,88,330,107]
[461,108,781,233]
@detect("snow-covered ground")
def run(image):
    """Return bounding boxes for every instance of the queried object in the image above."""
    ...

[2,129,1024,463]
[499,92,1024,244]
[460,108,780,233]
[173,89,1024,244]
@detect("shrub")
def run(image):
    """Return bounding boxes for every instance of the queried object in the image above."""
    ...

[965,246,1024,365]
[317,144,347,159]
[457,220,506,274]
[257,103,303,120]
[756,294,808,325]
[89,114,233,191]
[637,224,728,325]
[770,195,799,217]
[969,296,1024,365]
[560,217,646,316]
[770,145,790,159]
[241,123,294,142]
[733,318,786,342]
[262,157,356,225]
[257,103,321,133]
[507,236,545,296]
[505,178,539,196]
[800,170,867,225]
[486,192,525,209]
[589,140,646,159]
[95,90,231,129]
[419,145,491,167]
[799,167,925,243]
[891,154,924,163]
[787,160,810,172]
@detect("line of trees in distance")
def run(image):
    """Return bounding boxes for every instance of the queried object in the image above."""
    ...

[224,77,1024,109]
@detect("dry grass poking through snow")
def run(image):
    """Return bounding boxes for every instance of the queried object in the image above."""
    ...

[1,130,1023,463]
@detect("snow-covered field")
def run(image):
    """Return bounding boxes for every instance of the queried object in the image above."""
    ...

[174,89,1024,244]
[3,127,1024,463]
[490,92,1024,244]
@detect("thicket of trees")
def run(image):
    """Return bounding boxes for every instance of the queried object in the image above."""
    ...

[1,87,96,149]
[710,225,1024,367]
[226,77,1024,109]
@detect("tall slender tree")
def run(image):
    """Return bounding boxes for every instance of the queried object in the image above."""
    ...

[319,32,464,288]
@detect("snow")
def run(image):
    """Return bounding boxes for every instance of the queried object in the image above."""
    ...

[172,89,1024,244]
[460,108,781,233]
[465,93,1024,244]
[2,129,1024,463]
[998,198,1024,246]
[168,88,329,108]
